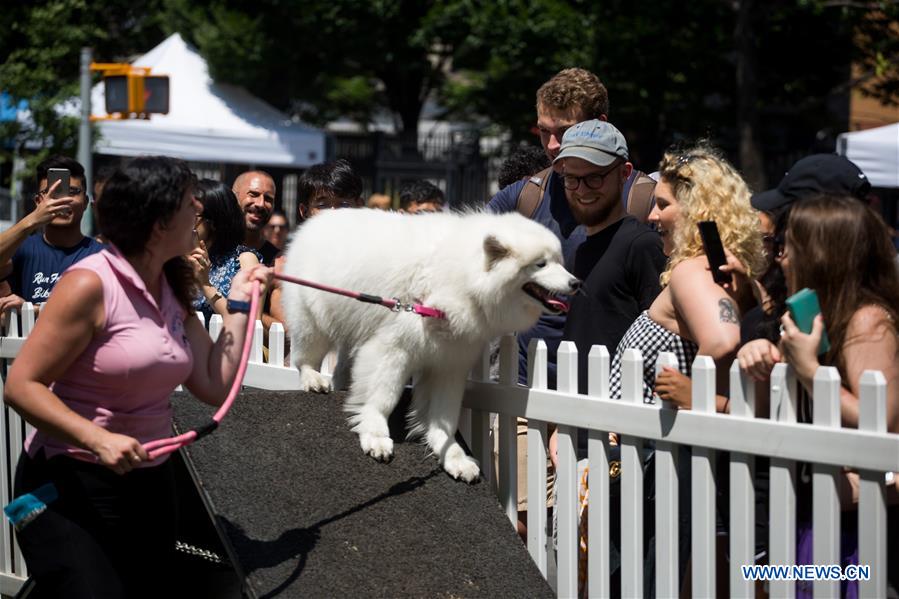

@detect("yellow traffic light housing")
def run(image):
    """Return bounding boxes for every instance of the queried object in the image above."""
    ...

[90,63,169,120]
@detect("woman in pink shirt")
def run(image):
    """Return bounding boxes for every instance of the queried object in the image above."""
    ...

[4,156,270,598]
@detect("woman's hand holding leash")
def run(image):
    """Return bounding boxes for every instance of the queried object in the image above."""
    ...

[229,264,273,303]
[89,430,149,475]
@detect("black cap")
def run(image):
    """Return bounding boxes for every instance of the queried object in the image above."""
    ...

[751,154,871,214]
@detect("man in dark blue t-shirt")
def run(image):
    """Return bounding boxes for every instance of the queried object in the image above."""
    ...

[0,155,104,315]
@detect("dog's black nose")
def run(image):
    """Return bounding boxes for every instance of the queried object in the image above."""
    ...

[569,278,582,294]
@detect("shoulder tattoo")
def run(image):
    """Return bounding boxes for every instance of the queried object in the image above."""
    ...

[718,298,738,324]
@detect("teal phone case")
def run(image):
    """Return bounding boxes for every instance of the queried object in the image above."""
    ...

[785,288,830,355]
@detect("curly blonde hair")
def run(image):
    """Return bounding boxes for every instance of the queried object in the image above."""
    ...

[658,144,765,287]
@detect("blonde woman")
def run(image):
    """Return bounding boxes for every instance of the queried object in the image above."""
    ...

[608,143,765,406]
[564,145,764,597]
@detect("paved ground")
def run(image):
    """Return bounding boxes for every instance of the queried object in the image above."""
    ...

[172,388,553,598]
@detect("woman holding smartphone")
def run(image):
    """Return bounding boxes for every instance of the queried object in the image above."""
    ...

[608,144,765,406]
[4,156,270,597]
[739,194,899,431]
[564,145,763,597]
[739,194,899,597]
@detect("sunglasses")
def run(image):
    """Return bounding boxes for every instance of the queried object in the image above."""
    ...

[763,234,785,258]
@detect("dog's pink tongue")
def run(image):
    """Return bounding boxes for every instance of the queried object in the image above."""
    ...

[547,298,569,314]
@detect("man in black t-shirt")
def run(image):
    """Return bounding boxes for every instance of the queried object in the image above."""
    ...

[550,121,667,591]
[554,120,666,394]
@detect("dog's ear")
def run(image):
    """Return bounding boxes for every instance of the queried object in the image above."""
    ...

[483,235,510,270]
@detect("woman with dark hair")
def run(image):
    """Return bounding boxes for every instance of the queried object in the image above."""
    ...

[743,194,899,431]
[739,194,899,597]
[4,156,270,597]
[191,179,263,324]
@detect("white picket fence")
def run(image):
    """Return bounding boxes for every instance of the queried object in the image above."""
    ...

[1,305,898,598]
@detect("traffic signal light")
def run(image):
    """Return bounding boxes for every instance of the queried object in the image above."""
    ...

[96,64,169,117]
[143,76,169,114]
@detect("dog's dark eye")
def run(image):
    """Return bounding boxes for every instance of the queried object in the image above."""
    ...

[536,260,547,268]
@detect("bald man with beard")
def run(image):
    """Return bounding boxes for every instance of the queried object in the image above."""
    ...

[233,170,279,266]
[233,170,280,335]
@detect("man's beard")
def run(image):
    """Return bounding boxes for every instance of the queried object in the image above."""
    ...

[245,211,270,231]
[567,193,619,229]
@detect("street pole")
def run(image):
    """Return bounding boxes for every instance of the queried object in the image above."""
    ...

[77,46,93,236]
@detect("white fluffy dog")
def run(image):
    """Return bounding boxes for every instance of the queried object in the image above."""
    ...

[281,208,579,482]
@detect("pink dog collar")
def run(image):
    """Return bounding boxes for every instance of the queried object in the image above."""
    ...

[412,304,446,319]
[386,297,446,320]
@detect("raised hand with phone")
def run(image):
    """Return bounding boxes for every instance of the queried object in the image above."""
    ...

[0,156,105,312]
[698,220,764,313]
[38,167,79,223]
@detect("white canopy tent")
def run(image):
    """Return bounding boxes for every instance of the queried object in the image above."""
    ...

[91,33,325,167]
[836,122,899,188]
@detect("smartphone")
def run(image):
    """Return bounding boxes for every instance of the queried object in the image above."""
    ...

[46,168,70,199]
[785,288,831,355]
[697,221,731,285]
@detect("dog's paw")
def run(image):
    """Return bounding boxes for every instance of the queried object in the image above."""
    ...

[359,433,394,462]
[443,447,480,483]
[299,367,332,393]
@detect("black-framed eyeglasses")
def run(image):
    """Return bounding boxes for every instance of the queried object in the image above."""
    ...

[562,166,619,191]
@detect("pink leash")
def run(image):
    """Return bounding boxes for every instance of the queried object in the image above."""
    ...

[274,272,446,319]
[142,273,445,460]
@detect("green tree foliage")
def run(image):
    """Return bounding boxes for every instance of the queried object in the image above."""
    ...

[2,0,897,183]
[0,0,166,174]
[166,0,473,148]
[441,0,595,141]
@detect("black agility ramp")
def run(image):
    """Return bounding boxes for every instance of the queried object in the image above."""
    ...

[171,388,553,598]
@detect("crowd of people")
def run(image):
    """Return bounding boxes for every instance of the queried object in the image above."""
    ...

[485,68,898,598]
[0,65,897,596]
